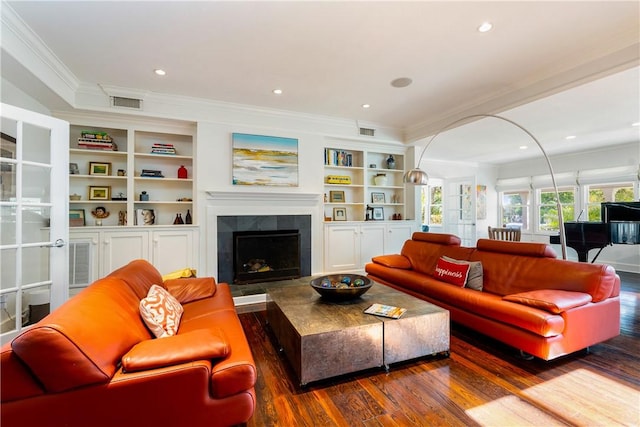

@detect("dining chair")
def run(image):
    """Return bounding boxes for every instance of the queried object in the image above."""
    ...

[488,226,521,242]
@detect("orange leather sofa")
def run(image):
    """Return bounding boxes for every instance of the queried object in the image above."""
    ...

[365,232,620,360]
[1,259,256,427]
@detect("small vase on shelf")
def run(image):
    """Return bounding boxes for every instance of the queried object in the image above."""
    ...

[178,165,188,179]
[185,209,192,224]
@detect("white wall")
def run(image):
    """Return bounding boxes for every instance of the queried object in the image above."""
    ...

[1,78,51,115]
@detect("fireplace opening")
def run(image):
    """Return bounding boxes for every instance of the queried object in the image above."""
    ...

[233,230,301,284]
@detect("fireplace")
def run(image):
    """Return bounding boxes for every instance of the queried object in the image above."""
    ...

[215,214,312,285]
[233,230,301,284]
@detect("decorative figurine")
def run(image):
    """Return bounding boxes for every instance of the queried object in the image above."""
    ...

[386,154,395,169]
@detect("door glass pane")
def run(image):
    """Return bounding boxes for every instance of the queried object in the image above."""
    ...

[0,161,16,201]
[22,206,50,244]
[0,290,18,334]
[22,123,51,164]
[1,248,17,289]
[22,246,49,284]
[1,206,16,245]
[24,285,51,326]
[22,164,51,202]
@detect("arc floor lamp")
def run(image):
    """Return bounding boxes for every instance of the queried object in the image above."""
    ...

[404,114,567,260]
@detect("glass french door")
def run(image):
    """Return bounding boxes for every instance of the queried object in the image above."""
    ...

[0,103,69,343]
[443,176,477,246]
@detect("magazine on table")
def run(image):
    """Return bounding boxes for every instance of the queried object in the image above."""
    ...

[364,303,407,319]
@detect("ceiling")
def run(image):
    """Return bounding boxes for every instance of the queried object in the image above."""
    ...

[2,1,639,164]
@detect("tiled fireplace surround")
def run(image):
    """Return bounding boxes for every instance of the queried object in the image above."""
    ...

[206,191,324,302]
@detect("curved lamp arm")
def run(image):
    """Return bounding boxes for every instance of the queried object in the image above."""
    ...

[405,113,567,260]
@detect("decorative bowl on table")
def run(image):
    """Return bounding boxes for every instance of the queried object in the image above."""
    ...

[310,274,372,301]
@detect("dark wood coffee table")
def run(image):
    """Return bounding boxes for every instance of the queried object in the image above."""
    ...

[267,281,449,385]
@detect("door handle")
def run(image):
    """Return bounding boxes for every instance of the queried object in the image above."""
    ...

[46,239,65,248]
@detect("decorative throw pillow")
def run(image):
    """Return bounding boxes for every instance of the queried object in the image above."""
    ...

[139,284,184,338]
[434,257,470,287]
[442,256,484,291]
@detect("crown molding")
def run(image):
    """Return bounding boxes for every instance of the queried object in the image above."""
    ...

[1,2,79,106]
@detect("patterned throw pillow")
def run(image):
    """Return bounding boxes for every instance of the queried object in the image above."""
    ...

[433,257,470,287]
[139,284,184,338]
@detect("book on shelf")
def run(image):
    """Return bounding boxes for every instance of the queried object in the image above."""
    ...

[364,303,407,319]
[324,148,353,167]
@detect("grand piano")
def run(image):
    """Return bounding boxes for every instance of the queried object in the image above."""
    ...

[550,201,640,263]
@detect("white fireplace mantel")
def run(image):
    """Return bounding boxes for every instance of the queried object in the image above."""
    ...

[205,190,324,288]
[206,191,321,206]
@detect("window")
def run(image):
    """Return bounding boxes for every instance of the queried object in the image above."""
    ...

[500,190,530,230]
[421,184,443,226]
[538,187,575,231]
[585,182,635,221]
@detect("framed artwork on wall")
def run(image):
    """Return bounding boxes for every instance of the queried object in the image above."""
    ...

[232,133,298,187]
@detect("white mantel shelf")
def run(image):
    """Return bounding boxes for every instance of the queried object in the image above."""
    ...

[206,191,322,204]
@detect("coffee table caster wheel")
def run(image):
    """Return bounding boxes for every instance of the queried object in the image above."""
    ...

[384,364,390,373]
[442,351,450,358]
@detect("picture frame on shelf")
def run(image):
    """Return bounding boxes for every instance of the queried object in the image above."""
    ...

[69,162,79,174]
[372,207,384,220]
[333,207,347,221]
[89,162,111,176]
[69,209,85,227]
[371,192,385,203]
[89,185,111,200]
[329,190,345,203]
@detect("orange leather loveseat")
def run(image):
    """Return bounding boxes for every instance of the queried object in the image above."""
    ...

[1,259,256,427]
[365,232,620,360]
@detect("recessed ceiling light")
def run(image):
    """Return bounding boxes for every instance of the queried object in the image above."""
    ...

[478,22,493,33]
[273,89,283,95]
[390,77,413,88]
[362,104,371,109]
[154,69,166,76]
[519,145,528,150]
[632,122,640,127]
[565,135,577,140]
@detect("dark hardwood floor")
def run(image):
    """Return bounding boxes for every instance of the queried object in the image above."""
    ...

[238,271,639,426]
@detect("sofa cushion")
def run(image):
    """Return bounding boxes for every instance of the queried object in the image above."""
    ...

[371,254,412,270]
[442,256,483,291]
[434,257,469,287]
[140,285,184,338]
[164,277,217,304]
[122,329,229,372]
[503,290,592,314]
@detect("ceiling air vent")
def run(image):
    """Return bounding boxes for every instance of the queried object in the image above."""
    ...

[359,127,375,137]
[111,96,142,110]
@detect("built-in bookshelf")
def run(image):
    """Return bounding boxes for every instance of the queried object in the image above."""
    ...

[323,147,406,222]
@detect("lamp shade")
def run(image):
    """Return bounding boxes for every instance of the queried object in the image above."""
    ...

[403,168,429,185]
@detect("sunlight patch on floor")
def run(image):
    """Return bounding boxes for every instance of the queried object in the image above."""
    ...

[522,368,639,426]
[466,395,565,426]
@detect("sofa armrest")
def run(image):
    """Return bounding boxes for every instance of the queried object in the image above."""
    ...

[503,290,592,314]
[122,329,229,373]
[164,277,216,304]
[371,254,412,270]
